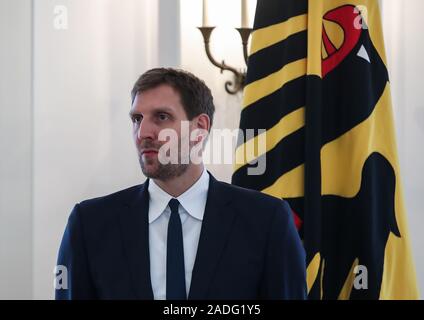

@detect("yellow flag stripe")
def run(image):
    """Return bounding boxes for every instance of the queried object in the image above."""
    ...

[320,259,325,299]
[243,58,307,109]
[234,107,305,172]
[337,258,359,300]
[250,14,308,56]
[381,233,420,299]
[307,253,321,294]
[262,164,304,199]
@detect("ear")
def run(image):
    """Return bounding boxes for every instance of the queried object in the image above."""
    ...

[191,114,210,145]
[195,113,210,132]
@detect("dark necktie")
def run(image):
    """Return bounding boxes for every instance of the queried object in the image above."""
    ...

[166,198,186,300]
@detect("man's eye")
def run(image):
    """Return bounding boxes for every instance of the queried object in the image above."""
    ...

[132,115,142,124]
[158,113,170,121]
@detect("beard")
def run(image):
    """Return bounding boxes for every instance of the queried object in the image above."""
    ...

[138,139,191,181]
[139,154,189,181]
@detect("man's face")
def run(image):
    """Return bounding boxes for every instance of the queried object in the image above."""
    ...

[130,84,204,181]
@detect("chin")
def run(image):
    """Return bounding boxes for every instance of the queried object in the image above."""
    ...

[140,161,159,177]
[142,167,158,178]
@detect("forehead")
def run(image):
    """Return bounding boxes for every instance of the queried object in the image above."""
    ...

[131,84,183,114]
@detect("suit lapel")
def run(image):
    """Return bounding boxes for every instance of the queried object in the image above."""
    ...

[118,180,154,299]
[188,174,237,299]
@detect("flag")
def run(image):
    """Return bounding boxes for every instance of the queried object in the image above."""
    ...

[232,0,419,299]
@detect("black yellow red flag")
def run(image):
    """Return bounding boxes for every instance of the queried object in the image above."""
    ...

[232,0,418,299]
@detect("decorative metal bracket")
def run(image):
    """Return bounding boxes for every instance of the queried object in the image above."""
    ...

[198,26,252,95]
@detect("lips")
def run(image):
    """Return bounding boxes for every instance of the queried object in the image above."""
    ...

[141,149,158,155]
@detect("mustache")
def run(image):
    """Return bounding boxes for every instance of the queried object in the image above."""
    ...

[138,140,162,150]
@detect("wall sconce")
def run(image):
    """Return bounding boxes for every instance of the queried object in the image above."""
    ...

[198,0,253,95]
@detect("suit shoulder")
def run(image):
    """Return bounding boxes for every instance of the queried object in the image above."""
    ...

[216,181,293,240]
[217,181,288,212]
[78,184,143,209]
[66,184,144,233]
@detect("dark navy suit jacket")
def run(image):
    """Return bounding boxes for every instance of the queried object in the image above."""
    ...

[56,173,306,300]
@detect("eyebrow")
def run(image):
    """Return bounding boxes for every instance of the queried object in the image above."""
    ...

[129,106,175,118]
[128,110,140,118]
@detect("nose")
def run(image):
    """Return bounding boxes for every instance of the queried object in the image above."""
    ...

[136,117,156,142]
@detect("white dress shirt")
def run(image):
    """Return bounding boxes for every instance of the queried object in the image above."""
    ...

[148,168,209,300]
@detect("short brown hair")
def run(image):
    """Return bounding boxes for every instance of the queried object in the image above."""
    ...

[131,68,215,128]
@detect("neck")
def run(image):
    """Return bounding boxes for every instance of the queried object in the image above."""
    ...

[153,164,204,197]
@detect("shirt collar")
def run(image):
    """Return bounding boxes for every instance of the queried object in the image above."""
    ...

[148,168,210,223]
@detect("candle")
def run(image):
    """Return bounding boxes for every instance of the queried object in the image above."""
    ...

[241,0,248,28]
[202,0,209,26]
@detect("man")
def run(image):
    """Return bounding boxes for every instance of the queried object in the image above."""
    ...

[55,68,306,300]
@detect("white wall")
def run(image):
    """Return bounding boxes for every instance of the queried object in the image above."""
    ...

[0,0,181,300]
[0,0,33,299]
[31,0,161,299]
[158,0,180,67]
[382,0,424,297]
[0,0,423,299]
